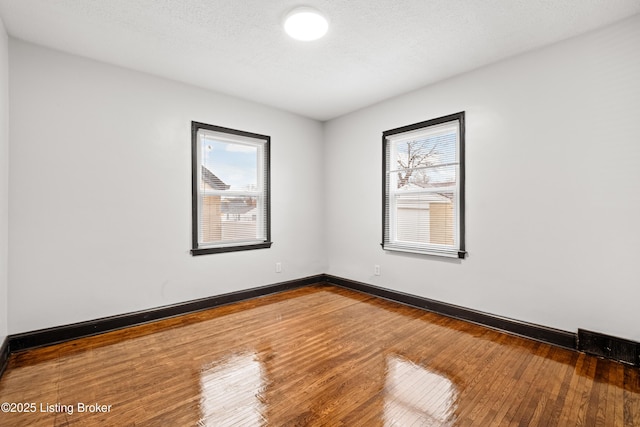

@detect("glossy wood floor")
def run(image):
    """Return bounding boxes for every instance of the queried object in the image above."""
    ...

[0,284,638,426]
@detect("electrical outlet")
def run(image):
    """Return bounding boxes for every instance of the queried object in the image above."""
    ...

[374,265,380,276]
[276,262,282,273]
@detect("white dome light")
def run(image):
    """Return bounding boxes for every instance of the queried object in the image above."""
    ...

[284,7,329,41]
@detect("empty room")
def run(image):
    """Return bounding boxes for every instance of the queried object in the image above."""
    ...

[0,1,639,426]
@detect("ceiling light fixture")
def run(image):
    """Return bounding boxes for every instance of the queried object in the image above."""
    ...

[283,7,329,41]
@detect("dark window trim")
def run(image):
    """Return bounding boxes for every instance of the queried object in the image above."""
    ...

[191,121,272,255]
[191,242,272,256]
[381,112,466,258]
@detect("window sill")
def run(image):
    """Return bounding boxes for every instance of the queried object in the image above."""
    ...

[191,242,273,256]
[382,244,466,259]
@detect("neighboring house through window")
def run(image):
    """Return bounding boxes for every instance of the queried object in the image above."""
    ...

[382,112,466,258]
[191,122,271,255]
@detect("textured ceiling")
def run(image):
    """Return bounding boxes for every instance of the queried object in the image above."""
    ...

[0,0,639,121]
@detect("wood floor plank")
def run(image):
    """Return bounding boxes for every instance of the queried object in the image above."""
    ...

[477,342,537,426]
[0,284,638,426]
[624,368,640,426]
[538,350,579,427]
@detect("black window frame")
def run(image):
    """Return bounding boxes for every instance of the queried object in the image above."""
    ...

[382,112,466,259]
[191,121,272,256]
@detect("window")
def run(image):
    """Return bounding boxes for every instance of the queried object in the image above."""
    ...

[382,112,466,258]
[191,122,271,255]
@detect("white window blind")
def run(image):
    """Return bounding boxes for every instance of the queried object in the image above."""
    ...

[191,122,271,255]
[383,113,465,258]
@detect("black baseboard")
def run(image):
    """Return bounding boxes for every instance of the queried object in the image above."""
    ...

[8,274,324,353]
[578,329,639,367]
[0,337,8,378]
[324,275,577,350]
[3,273,638,371]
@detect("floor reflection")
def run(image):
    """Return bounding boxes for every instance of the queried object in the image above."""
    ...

[384,355,457,426]
[198,352,266,427]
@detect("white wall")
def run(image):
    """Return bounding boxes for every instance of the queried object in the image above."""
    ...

[8,40,326,334]
[324,15,640,341]
[0,17,8,343]
[6,15,640,343]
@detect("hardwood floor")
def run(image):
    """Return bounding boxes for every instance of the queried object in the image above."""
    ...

[0,284,638,426]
